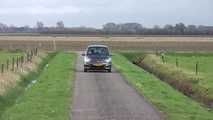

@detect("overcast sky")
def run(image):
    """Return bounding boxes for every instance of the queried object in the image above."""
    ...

[0,0,212,28]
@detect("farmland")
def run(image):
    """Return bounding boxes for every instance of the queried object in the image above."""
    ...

[0,36,213,51]
[0,36,213,120]
[165,53,213,102]
[165,53,213,84]
[121,52,213,106]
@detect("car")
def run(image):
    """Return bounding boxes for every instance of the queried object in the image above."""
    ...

[82,45,112,72]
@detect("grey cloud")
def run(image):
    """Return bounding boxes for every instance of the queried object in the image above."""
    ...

[0,6,81,15]
[0,0,212,27]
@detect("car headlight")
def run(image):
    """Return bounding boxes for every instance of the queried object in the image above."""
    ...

[105,58,112,63]
[85,57,91,63]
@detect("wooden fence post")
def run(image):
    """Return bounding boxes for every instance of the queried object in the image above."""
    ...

[35,48,38,56]
[161,55,165,63]
[21,56,24,68]
[196,61,199,75]
[18,57,21,68]
[26,52,28,62]
[16,57,19,69]
[31,50,33,57]
[27,52,30,62]
[176,58,179,67]
[1,64,4,74]
[12,57,15,71]
[6,59,9,70]
[30,50,33,62]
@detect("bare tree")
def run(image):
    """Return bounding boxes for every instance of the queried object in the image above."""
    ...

[120,23,143,34]
[103,22,143,34]
[56,21,64,29]
[0,21,213,35]
[164,24,174,34]
[36,21,44,29]
[0,23,8,32]
[175,23,186,34]
[186,25,197,34]
[103,23,118,33]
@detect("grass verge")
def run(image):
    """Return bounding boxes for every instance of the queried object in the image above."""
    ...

[133,54,212,107]
[113,53,213,120]
[0,52,56,117]
[0,52,76,120]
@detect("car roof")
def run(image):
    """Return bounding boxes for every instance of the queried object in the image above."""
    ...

[87,44,108,48]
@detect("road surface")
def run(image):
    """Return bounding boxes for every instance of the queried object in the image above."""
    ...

[71,53,163,120]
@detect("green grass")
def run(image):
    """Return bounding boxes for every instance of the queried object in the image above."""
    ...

[124,52,212,106]
[0,51,23,63]
[165,53,213,99]
[113,53,213,120]
[119,52,145,61]
[0,52,76,120]
[0,53,55,117]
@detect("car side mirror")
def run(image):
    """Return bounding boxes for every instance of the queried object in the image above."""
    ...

[110,54,113,57]
[82,53,86,56]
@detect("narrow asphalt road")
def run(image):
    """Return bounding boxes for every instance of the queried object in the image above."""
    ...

[71,53,162,120]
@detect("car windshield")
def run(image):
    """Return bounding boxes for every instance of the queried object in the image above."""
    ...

[87,47,109,56]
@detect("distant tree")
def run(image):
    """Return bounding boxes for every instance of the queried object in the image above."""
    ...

[0,23,8,32]
[1,21,213,35]
[7,24,17,32]
[151,25,162,34]
[175,23,186,34]
[164,24,174,34]
[56,21,64,29]
[22,25,32,33]
[197,25,213,35]
[103,22,143,34]
[103,23,118,33]
[153,25,160,29]
[120,23,143,34]
[36,21,44,33]
[36,21,44,29]
[186,25,197,34]
[187,25,197,30]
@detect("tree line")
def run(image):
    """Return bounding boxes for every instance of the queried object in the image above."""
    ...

[0,21,213,35]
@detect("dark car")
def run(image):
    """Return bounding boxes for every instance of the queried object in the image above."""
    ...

[82,45,112,72]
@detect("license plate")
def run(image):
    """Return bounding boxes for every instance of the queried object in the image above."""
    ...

[94,64,103,67]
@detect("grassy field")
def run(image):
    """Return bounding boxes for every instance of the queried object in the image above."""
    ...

[165,53,213,101]
[0,36,213,51]
[0,51,23,63]
[113,54,213,120]
[122,52,213,106]
[0,52,76,120]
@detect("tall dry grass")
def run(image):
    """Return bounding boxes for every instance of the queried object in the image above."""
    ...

[1,36,213,51]
[0,52,46,96]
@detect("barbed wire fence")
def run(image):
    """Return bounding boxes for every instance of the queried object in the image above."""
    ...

[1,48,38,75]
